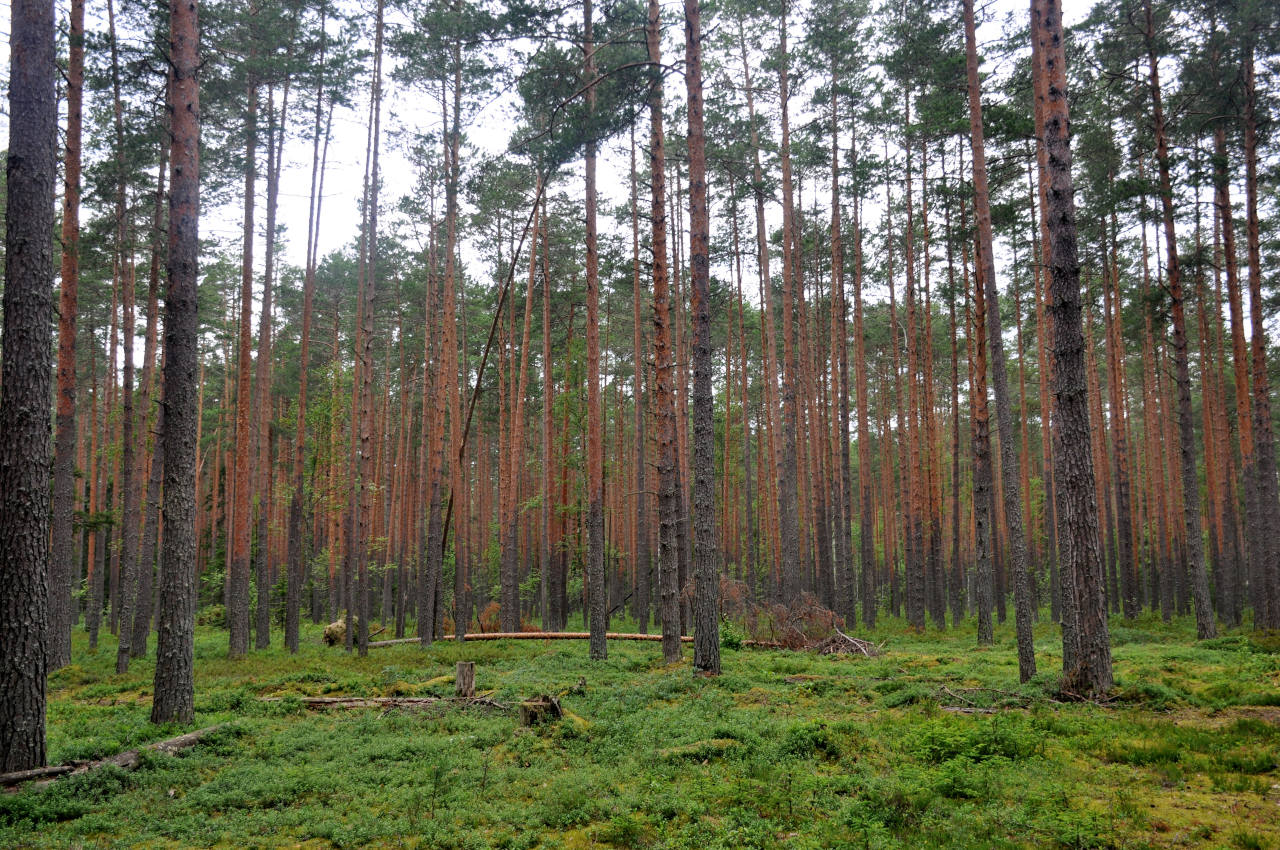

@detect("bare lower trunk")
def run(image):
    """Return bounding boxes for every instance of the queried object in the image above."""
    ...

[648,0,680,665]
[49,0,85,672]
[151,0,200,724]
[966,0,1035,681]
[1032,0,1112,696]
[686,0,720,674]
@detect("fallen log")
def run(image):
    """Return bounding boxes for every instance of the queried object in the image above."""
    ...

[258,696,508,711]
[362,631,878,654]
[367,631,696,648]
[1,724,226,791]
[0,765,75,787]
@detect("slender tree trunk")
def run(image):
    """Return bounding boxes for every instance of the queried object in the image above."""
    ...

[253,80,290,650]
[353,0,385,657]
[1103,206,1137,621]
[853,139,875,629]
[229,77,257,660]
[1143,0,1215,638]
[87,335,103,648]
[630,128,650,634]
[49,0,85,671]
[288,36,330,654]
[131,147,168,658]
[966,0,1035,680]
[1242,39,1280,629]
[115,238,140,674]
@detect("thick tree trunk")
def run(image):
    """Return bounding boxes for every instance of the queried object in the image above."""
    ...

[1031,0,1112,696]
[151,0,200,725]
[685,0,720,674]
[1,0,56,771]
[648,0,680,665]
[583,0,606,659]
[970,224,995,647]
[776,8,803,604]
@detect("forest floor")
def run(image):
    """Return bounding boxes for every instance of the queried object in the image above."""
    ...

[5,613,1280,849]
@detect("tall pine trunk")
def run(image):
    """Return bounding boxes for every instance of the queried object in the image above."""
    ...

[229,77,258,660]
[685,0,720,673]
[151,0,200,725]
[1242,38,1280,629]
[1144,0,1215,639]
[648,0,680,665]
[1,0,56,771]
[1031,0,1112,695]
[966,0,1035,680]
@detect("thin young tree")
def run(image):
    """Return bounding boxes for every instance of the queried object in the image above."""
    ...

[964,0,1035,682]
[1142,0,1215,639]
[49,0,87,672]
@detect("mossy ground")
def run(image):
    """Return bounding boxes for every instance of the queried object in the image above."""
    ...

[5,613,1280,849]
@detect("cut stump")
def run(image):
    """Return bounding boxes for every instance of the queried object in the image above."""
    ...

[519,694,562,726]
[455,662,476,698]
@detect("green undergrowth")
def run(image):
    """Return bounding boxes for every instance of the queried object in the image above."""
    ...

[6,612,1279,849]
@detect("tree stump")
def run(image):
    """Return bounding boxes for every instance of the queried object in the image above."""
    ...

[455,661,475,698]
[519,694,561,726]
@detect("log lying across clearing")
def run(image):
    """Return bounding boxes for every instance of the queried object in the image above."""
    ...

[0,724,226,791]
[361,631,878,653]
[259,696,508,711]
[367,632,696,648]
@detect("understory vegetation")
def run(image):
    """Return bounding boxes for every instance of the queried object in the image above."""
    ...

[5,615,1280,849]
